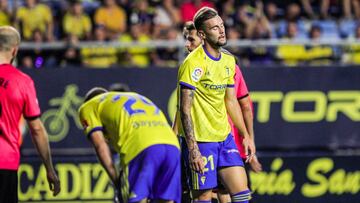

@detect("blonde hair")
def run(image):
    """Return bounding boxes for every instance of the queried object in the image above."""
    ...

[193,7,218,31]
[0,26,21,52]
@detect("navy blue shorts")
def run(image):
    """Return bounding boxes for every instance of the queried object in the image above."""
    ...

[181,134,244,190]
[119,144,181,203]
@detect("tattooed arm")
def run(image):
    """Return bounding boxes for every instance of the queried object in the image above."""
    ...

[179,86,204,173]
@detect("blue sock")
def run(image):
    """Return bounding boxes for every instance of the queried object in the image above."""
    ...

[231,190,251,203]
[192,200,212,203]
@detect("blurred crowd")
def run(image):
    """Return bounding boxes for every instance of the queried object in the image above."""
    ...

[2,0,360,68]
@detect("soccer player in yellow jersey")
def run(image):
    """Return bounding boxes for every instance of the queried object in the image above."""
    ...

[78,87,181,203]
[177,7,255,203]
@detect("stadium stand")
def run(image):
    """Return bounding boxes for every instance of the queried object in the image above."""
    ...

[0,0,358,68]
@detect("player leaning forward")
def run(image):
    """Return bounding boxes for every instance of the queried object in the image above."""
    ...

[78,88,181,203]
[177,7,255,203]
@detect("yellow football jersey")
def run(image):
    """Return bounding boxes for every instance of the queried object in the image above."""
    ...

[78,92,180,166]
[15,4,52,40]
[177,46,236,142]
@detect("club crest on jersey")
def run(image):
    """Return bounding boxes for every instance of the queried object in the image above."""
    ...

[225,66,230,76]
[191,68,203,82]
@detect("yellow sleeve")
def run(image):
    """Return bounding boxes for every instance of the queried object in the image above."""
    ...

[79,104,103,137]
[227,61,235,86]
[178,59,204,90]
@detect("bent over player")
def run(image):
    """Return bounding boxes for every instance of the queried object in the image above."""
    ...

[78,87,181,203]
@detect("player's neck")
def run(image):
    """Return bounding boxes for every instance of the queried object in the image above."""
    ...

[0,54,12,65]
[203,43,221,60]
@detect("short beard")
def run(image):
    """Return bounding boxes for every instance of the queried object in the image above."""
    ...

[207,39,221,49]
[208,40,226,50]
[217,40,227,46]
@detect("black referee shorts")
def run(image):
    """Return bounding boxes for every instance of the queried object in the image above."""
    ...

[0,169,18,203]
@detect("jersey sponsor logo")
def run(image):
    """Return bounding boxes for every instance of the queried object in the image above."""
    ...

[132,120,168,129]
[202,83,227,90]
[191,68,203,82]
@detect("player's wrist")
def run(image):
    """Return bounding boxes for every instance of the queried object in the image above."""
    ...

[185,138,199,150]
[243,134,250,140]
[189,148,202,160]
[44,163,55,173]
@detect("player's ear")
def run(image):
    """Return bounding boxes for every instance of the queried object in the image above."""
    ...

[198,30,205,40]
[11,46,18,59]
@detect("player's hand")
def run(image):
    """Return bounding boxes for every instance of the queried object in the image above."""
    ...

[243,137,256,163]
[189,148,205,174]
[249,155,262,173]
[114,188,121,203]
[47,169,60,196]
[112,176,121,203]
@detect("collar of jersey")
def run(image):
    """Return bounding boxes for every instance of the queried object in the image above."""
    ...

[203,45,221,61]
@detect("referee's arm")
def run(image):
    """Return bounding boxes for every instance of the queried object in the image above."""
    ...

[27,118,61,196]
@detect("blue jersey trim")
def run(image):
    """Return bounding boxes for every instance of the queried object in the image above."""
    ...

[87,126,103,138]
[203,45,221,61]
[180,81,196,90]
[227,84,235,88]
